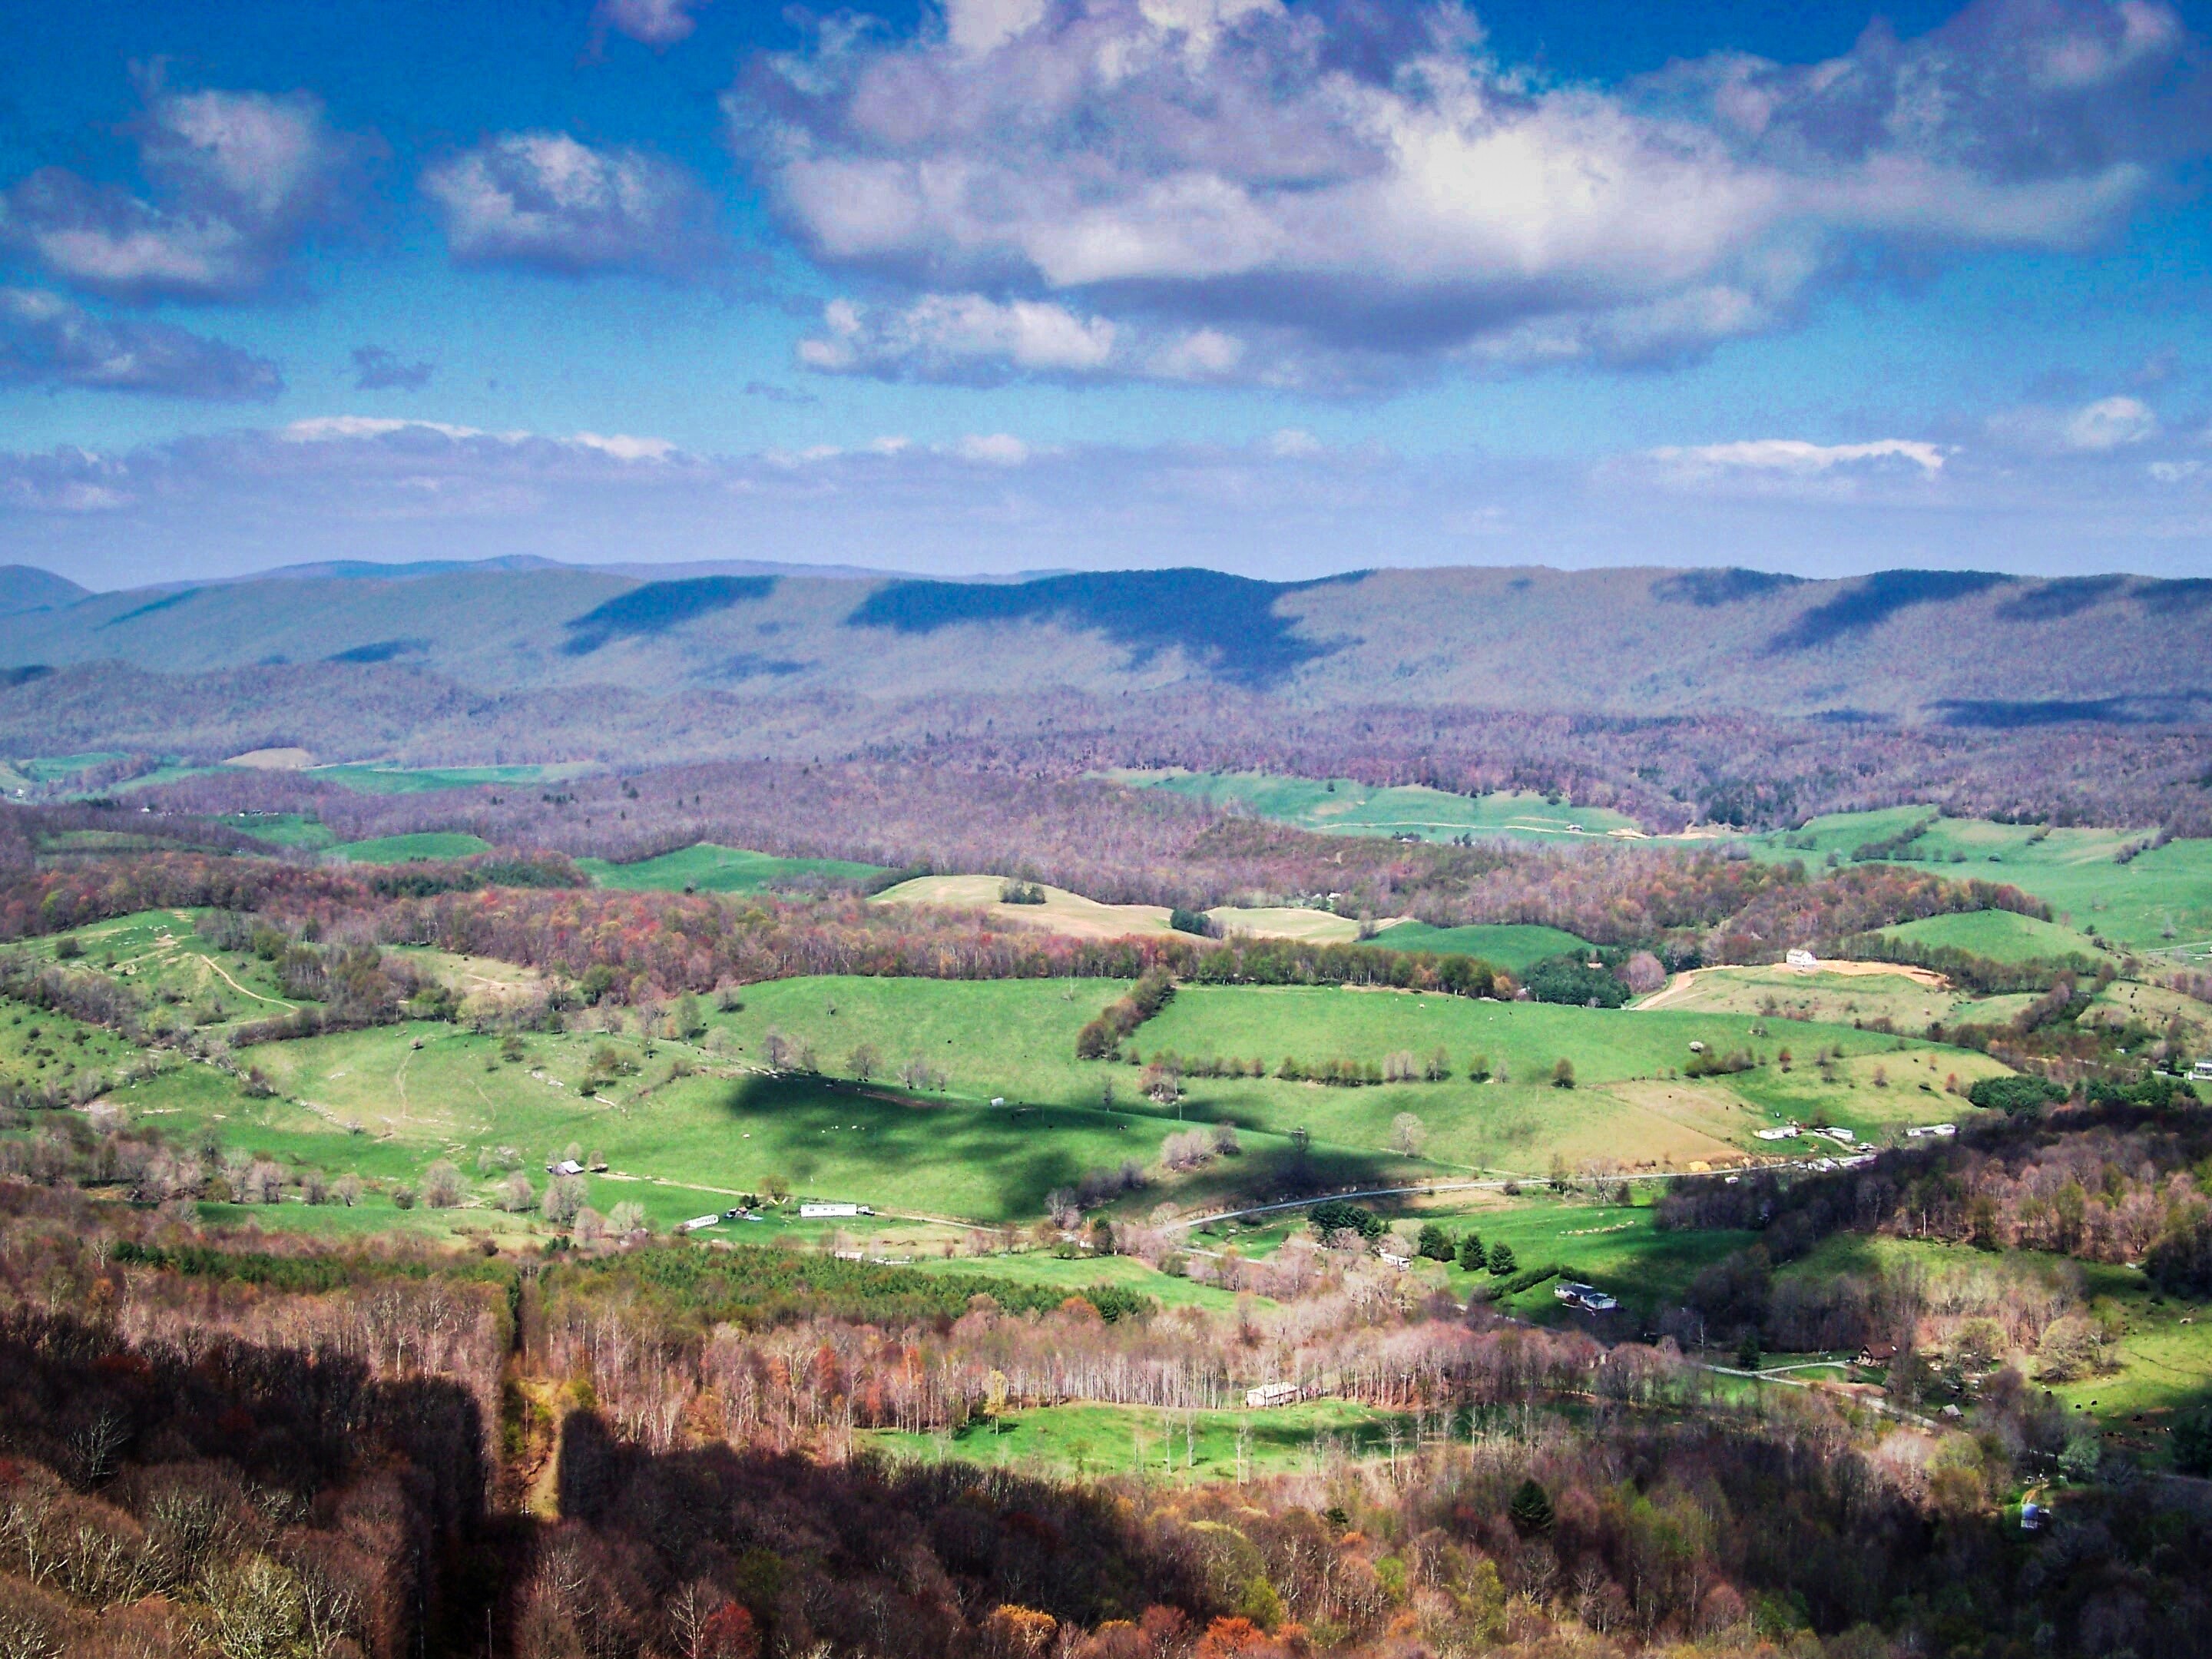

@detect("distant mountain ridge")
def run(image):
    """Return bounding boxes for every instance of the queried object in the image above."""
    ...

[0,561,2204,727]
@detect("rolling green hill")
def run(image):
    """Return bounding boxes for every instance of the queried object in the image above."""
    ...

[580,843,888,893]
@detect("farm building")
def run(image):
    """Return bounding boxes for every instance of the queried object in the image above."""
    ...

[546,1158,584,1176]
[1785,949,1819,968]
[1554,1282,1619,1313]
[677,1214,720,1233]
[1246,1382,1301,1408]
[800,1200,871,1218]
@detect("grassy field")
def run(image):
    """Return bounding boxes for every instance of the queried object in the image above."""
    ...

[863,1399,1426,1482]
[717,978,1994,1171]
[579,843,886,894]
[331,832,494,862]
[226,812,339,850]
[1637,963,1992,1028]
[1118,771,1644,843]
[1369,921,1593,971]
[873,876,1406,943]
[1197,1191,1755,1318]
[1876,909,2104,964]
[1775,1234,2212,1454]
[306,763,591,794]
[0,997,138,1095]
[1748,810,2212,955]
[29,909,306,1033]
[103,995,1415,1227]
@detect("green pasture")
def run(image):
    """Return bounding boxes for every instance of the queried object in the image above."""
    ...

[26,909,305,1032]
[1200,1192,1754,1316]
[1369,921,1594,972]
[106,1009,1409,1227]
[1748,810,2212,954]
[1777,1234,2212,1453]
[717,977,1986,1172]
[579,843,888,894]
[0,998,137,1093]
[1641,964,1984,1030]
[898,1248,1249,1312]
[863,1399,1425,1482]
[330,832,493,862]
[226,813,338,850]
[1876,909,2104,965]
[18,751,125,783]
[306,763,586,795]
[1118,771,1643,843]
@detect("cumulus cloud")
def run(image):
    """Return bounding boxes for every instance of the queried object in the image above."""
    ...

[1646,439,1949,478]
[1989,392,2164,453]
[0,287,281,399]
[594,0,711,48]
[955,432,1031,465]
[2064,394,2160,449]
[731,0,2211,388]
[350,345,434,391]
[421,133,723,279]
[0,82,376,303]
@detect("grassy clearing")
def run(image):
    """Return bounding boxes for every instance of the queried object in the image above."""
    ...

[1202,1192,1753,1316]
[331,832,493,862]
[107,1002,1407,1227]
[306,763,588,795]
[224,812,338,850]
[1776,1234,2212,1455]
[28,909,304,1032]
[1876,909,2104,965]
[0,998,138,1094]
[874,875,1174,939]
[863,1399,1425,1482]
[1748,810,2212,955]
[1370,922,1593,971]
[717,978,1990,1171]
[1118,771,1643,843]
[896,1249,1250,1312]
[1637,963,1975,1029]
[579,843,886,894]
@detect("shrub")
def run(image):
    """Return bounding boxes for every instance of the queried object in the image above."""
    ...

[1967,1075,2066,1114]
[999,880,1047,905]
[1486,1241,1517,1275]
[1415,1222,1455,1262]
[1309,1200,1383,1240]
[422,1161,464,1209]
[1167,906,1217,938]
[1525,958,1629,1008]
[1551,1058,1575,1089]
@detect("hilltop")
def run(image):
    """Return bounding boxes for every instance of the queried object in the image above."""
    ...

[0,561,2204,725]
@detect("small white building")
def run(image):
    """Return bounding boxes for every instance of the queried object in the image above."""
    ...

[1555,1282,1619,1313]
[677,1214,720,1233]
[547,1159,584,1177]
[1246,1382,1301,1408]
[1906,1122,1959,1138]
[1786,949,1819,969]
[2193,1060,2212,1081]
[800,1200,869,1219]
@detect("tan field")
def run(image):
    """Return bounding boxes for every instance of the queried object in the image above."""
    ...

[871,875,1176,939]
[873,876,1401,945]
[1637,962,1960,1026]
[224,747,316,769]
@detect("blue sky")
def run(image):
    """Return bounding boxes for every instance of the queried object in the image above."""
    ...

[3,0,2210,587]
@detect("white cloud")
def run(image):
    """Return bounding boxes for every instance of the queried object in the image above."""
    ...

[421,133,722,279]
[0,84,375,302]
[594,0,710,48]
[945,0,1048,55]
[1647,439,1949,477]
[2064,395,2158,450]
[955,432,1030,465]
[734,0,2210,387]
[1267,428,1323,457]
[282,416,680,462]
